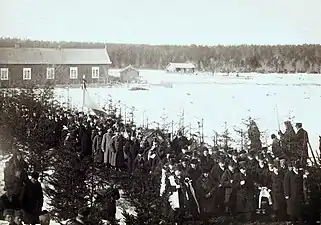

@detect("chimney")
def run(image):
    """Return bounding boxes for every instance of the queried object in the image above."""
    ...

[15,43,20,48]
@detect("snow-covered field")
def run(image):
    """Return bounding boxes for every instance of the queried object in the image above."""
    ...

[55,70,321,157]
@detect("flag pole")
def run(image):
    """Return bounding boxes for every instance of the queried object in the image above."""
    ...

[82,74,86,112]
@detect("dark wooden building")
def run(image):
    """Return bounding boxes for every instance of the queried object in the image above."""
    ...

[0,46,112,88]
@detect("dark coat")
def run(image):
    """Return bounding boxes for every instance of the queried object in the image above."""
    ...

[272,138,282,157]
[129,139,140,160]
[200,156,212,171]
[209,164,225,212]
[195,175,214,213]
[248,125,262,150]
[55,120,63,142]
[220,169,236,207]
[254,164,270,188]
[233,172,255,213]
[284,170,304,217]
[123,139,132,160]
[280,126,296,158]
[209,164,225,186]
[92,134,103,163]
[110,135,125,168]
[22,180,43,215]
[295,128,309,162]
[79,125,92,157]
[187,167,201,188]
[271,171,286,211]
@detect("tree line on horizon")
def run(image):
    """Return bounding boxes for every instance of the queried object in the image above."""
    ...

[1,37,321,74]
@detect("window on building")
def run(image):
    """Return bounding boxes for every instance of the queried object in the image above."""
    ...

[92,67,99,78]
[0,68,9,80]
[46,67,55,79]
[23,68,32,80]
[70,67,78,79]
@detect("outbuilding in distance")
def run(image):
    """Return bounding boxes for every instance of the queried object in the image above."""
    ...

[165,62,196,73]
[119,65,140,82]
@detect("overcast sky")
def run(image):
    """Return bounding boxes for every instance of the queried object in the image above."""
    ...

[0,0,320,45]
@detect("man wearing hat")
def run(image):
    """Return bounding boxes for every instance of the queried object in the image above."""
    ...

[195,166,214,223]
[284,161,304,224]
[254,154,269,186]
[278,121,296,160]
[101,128,114,167]
[246,150,257,175]
[166,165,186,224]
[271,160,286,221]
[234,161,255,222]
[271,134,281,158]
[187,159,201,189]
[22,172,43,224]
[294,122,309,165]
[220,161,237,216]
[180,157,190,175]
[248,120,262,151]
[200,147,213,171]
[209,157,226,215]
[279,157,288,174]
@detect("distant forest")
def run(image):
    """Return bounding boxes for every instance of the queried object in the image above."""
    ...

[1,37,321,73]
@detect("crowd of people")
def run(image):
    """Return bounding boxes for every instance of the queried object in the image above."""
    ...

[159,122,316,225]
[0,97,320,225]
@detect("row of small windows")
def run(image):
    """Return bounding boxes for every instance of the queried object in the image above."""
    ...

[0,67,100,81]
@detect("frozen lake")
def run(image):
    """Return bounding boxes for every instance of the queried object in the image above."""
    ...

[55,70,321,157]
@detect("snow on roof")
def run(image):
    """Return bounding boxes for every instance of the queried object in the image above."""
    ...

[120,64,139,73]
[166,63,196,70]
[109,69,121,77]
[0,47,112,65]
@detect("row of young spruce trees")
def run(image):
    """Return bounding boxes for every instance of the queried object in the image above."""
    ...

[0,85,321,225]
[1,38,321,73]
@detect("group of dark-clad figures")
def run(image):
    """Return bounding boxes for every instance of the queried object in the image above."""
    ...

[159,120,317,225]
[1,100,321,225]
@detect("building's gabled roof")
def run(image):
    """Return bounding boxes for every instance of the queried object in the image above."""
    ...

[120,64,139,73]
[166,62,196,70]
[0,47,112,65]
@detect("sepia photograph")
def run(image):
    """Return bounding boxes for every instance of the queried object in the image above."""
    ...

[0,0,321,224]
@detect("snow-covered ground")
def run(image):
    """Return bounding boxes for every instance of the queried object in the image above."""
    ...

[55,70,321,157]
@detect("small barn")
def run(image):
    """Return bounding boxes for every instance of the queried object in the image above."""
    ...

[166,63,196,73]
[120,65,140,82]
